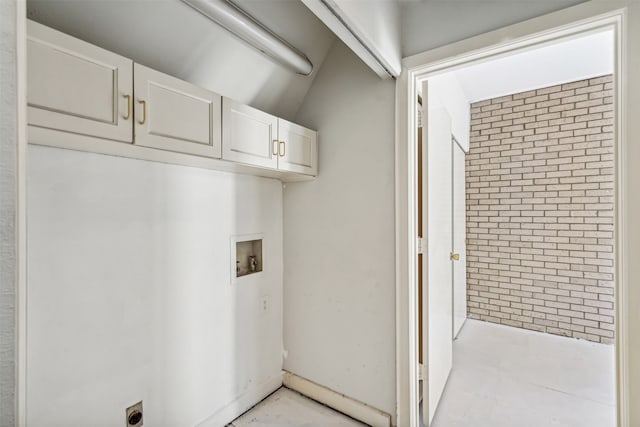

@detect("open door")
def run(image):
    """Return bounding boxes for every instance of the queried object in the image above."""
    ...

[452,141,467,338]
[421,81,453,425]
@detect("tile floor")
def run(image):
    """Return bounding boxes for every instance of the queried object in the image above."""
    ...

[228,388,366,427]
[228,319,615,427]
[429,319,616,427]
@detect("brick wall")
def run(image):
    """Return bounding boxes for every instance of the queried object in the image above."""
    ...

[466,75,615,344]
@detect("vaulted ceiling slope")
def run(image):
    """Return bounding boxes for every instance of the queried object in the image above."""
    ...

[27,0,336,121]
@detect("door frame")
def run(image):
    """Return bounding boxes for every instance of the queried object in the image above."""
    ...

[15,0,28,426]
[395,2,635,426]
[451,136,467,340]
[420,96,455,425]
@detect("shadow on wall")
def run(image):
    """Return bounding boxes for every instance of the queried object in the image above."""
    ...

[283,41,397,420]
[26,145,284,425]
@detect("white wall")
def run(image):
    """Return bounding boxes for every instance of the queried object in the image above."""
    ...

[426,73,470,151]
[283,41,396,419]
[26,0,335,121]
[27,145,283,426]
[0,1,18,425]
[401,0,587,56]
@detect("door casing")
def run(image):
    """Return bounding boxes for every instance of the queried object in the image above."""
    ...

[395,3,632,426]
[452,139,467,339]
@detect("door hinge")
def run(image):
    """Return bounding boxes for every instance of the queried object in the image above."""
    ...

[419,363,426,381]
[417,237,425,254]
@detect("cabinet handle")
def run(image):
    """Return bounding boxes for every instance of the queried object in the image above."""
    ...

[123,94,131,120]
[279,140,286,157]
[138,100,146,125]
[273,140,279,156]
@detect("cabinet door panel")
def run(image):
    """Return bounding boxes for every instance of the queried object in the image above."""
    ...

[222,98,278,169]
[134,64,221,158]
[27,20,133,142]
[278,119,317,176]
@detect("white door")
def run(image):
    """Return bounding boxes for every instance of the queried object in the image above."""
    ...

[134,64,222,158]
[26,20,133,143]
[452,141,467,338]
[277,118,318,176]
[422,83,453,425]
[222,98,278,169]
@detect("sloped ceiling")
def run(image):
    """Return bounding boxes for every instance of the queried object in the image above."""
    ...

[27,0,336,121]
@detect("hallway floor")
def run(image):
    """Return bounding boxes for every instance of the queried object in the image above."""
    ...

[429,319,616,427]
[228,388,366,427]
[229,319,614,427]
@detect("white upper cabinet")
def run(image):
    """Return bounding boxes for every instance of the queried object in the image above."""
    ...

[222,98,318,176]
[27,20,133,143]
[134,64,222,158]
[27,20,318,180]
[278,118,318,176]
[222,98,279,170]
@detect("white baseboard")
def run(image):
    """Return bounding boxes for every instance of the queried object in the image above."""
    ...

[283,371,392,427]
[196,372,283,427]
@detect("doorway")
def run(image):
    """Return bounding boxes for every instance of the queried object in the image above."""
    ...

[420,29,617,426]
[396,5,629,427]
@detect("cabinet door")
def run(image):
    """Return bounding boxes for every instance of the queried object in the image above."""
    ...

[277,119,318,176]
[27,20,133,143]
[134,64,222,158]
[222,98,278,169]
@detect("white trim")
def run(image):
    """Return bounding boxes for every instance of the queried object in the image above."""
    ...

[16,0,28,425]
[283,371,392,427]
[395,2,631,426]
[613,7,630,426]
[195,372,283,427]
[395,64,418,427]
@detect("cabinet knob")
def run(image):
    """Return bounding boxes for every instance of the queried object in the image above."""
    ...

[450,252,460,261]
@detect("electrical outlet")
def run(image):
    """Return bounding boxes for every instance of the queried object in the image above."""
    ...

[260,295,270,314]
[126,401,143,427]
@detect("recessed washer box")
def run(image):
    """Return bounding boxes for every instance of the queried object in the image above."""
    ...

[231,234,264,284]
